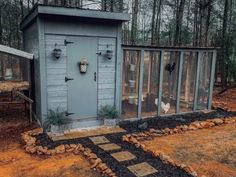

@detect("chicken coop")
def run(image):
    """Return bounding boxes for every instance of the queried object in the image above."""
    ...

[0,45,33,120]
[21,4,217,129]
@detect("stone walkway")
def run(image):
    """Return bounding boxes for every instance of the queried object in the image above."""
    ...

[71,133,192,177]
[89,135,157,177]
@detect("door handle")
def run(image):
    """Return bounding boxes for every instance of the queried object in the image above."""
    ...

[94,72,97,82]
[65,76,74,82]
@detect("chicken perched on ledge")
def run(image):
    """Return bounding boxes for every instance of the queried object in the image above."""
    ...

[155,98,170,114]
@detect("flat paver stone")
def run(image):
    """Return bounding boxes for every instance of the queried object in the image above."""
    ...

[89,136,110,145]
[98,143,121,151]
[111,151,136,162]
[127,162,158,177]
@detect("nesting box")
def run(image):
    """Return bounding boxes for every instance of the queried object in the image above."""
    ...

[21,4,129,129]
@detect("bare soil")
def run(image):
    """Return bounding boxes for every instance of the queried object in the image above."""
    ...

[142,122,236,177]
[213,88,236,111]
[0,105,101,177]
[138,88,236,177]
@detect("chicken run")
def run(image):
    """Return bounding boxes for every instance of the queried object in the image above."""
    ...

[122,50,215,119]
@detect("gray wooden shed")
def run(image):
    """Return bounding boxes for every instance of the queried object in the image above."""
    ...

[21,4,129,129]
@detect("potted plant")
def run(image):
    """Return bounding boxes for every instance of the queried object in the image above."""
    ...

[44,108,71,134]
[98,105,119,126]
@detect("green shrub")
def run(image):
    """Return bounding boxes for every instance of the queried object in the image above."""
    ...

[98,105,119,119]
[44,108,70,130]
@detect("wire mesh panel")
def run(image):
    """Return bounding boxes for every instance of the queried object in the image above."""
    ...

[122,50,141,119]
[180,52,198,112]
[0,52,29,92]
[0,54,29,81]
[141,51,160,118]
[161,51,180,115]
[122,46,217,119]
[196,52,213,110]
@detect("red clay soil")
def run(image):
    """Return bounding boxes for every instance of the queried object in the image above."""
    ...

[0,105,101,177]
[142,123,236,177]
[213,88,236,111]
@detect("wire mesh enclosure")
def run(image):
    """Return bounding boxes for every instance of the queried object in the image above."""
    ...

[0,52,30,91]
[122,46,217,119]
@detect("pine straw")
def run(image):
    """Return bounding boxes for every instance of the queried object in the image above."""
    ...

[0,81,29,92]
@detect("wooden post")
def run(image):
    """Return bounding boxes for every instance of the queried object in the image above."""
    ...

[157,50,164,115]
[176,51,184,113]
[138,49,144,119]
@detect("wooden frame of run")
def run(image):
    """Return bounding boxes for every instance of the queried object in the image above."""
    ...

[121,45,217,118]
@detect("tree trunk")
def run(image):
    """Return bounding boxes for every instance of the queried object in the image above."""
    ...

[204,0,212,46]
[0,3,2,44]
[174,0,186,46]
[151,0,157,45]
[119,0,123,12]
[131,0,139,45]
[221,0,229,87]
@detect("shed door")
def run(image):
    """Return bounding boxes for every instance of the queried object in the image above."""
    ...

[66,36,98,120]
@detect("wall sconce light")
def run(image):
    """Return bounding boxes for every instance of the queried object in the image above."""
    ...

[105,50,113,60]
[53,43,62,59]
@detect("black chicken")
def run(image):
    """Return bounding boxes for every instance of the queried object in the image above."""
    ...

[165,62,176,74]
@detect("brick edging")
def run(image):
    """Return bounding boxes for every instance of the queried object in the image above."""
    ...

[21,128,117,177]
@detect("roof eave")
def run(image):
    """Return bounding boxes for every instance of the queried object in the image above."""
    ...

[21,4,130,30]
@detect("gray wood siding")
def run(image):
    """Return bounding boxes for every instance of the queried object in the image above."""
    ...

[45,35,68,111]
[23,22,41,120]
[44,35,117,115]
[44,20,118,37]
[98,38,116,108]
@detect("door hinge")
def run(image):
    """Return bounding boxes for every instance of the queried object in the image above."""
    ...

[65,112,75,116]
[64,40,74,46]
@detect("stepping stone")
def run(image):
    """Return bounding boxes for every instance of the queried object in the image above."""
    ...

[89,136,110,145]
[98,143,121,151]
[111,151,136,162]
[128,162,158,177]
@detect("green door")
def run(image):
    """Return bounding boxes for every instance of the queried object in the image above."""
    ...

[66,36,98,120]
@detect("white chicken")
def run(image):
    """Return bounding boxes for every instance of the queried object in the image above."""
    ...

[161,102,170,114]
[155,98,170,114]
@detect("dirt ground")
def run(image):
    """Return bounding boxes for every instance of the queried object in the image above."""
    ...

[142,122,236,177]
[213,88,236,111]
[0,87,236,177]
[0,106,101,177]
[139,88,236,177]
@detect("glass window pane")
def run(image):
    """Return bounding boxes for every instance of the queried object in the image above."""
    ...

[180,52,198,112]
[197,52,212,110]
[122,50,140,119]
[161,51,180,115]
[141,51,160,118]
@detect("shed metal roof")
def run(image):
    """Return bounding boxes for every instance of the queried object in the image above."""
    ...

[21,4,130,29]
[0,45,34,60]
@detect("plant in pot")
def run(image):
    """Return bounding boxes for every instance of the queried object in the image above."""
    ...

[44,108,70,134]
[98,105,119,127]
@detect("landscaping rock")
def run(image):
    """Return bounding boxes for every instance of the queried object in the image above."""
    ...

[212,118,224,125]
[190,121,202,129]
[55,145,65,154]
[25,145,37,154]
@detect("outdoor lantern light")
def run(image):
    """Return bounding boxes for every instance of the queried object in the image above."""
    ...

[53,43,62,59]
[105,50,113,60]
